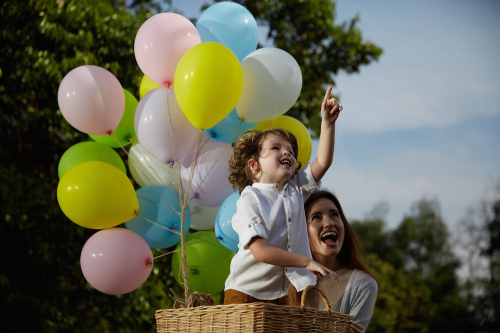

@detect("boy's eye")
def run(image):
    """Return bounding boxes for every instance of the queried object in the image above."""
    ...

[311,215,320,221]
[271,146,279,150]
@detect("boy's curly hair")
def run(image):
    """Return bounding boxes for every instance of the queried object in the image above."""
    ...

[228,128,301,193]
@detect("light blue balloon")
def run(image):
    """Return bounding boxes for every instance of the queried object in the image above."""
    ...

[203,108,257,143]
[215,191,240,252]
[125,185,190,249]
[196,2,258,62]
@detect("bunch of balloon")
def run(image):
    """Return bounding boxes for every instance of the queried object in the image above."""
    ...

[57,65,153,295]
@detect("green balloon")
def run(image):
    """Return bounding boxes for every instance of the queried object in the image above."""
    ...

[58,141,126,179]
[172,231,235,295]
[89,89,138,148]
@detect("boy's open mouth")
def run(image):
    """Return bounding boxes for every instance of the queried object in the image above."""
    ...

[320,231,338,246]
[280,158,292,167]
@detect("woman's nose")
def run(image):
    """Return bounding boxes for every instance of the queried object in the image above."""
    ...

[323,217,334,227]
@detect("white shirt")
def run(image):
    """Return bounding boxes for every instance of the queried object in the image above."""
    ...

[224,164,318,300]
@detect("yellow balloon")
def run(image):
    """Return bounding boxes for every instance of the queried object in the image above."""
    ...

[254,116,312,169]
[57,161,138,229]
[174,42,243,129]
[140,75,162,99]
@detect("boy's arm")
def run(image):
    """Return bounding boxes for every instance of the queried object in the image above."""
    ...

[310,86,342,183]
[248,237,338,280]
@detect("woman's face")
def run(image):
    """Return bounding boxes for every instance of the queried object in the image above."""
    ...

[307,198,345,260]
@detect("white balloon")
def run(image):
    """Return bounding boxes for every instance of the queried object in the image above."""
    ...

[236,48,302,123]
[128,143,180,188]
[181,139,235,207]
[188,203,219,230]
[135,87,198,164]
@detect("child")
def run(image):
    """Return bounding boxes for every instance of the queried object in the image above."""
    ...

[224,87,343,305]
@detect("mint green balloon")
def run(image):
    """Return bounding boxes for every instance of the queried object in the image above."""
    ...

[172,231,235,295]
[58,141,126,179]
[89,89,138,148]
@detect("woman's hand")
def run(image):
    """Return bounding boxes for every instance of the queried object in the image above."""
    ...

[321,86,343,126]
[305,259,339,281]
[348,322,364,333]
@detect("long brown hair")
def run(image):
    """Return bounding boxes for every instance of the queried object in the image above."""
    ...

[304,190,379,285]
[228,129,301,193]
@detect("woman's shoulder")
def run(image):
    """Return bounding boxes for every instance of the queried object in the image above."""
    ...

[351,269,378,292]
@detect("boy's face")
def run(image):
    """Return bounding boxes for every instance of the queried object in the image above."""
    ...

[250,133,297,188]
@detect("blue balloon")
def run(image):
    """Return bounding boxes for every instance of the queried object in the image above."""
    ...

[125,185,190,249]
[196,2,258,62]
[203,109,257,143]
[215,192,240,252]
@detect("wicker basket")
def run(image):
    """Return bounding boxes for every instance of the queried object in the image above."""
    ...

[156,286,355,332]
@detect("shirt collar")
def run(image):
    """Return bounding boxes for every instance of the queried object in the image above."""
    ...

[252,182,289,191]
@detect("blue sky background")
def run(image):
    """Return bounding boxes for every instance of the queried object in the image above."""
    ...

[173,0,500,230]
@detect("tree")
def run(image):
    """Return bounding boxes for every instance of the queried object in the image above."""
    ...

[457,182,500,332]
[352,198,477,332]
[0,1,181,332]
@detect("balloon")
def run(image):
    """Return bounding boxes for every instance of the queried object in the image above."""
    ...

[254,115,312,168]
[57,161,138,229]
[134,13,201,86]
[135,87,198,164]
[140,75,162,99]
[174,42,243,129]
[215,192,240,252]
[89,89,138,148]
[128,143,179,188]
[196,2,258,62]
[80,228,153,295]
[188,203,219,230]
[58,141,126,179]
[58,65,125,135]
[125,185,189,249]
[171,231,234,295]
[236,48,302,122]
[181,139,235,207]
[203,108,257,144]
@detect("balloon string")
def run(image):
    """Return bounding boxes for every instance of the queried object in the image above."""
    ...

[165,87,178,174]
[110,134,181,213]
[178,130,204,298]
[136,213,181,236]
[197,183,232,206]
[186,119,244,206]
[128,140,182,208]
[152,236,218,260]
[136,195,180,215]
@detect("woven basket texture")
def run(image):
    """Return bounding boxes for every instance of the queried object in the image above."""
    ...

[155,286,354,333]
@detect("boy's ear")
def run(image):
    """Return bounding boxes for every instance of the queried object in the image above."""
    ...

[248,159,257,172]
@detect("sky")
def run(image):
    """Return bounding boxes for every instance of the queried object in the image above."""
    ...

[172,0,500,230]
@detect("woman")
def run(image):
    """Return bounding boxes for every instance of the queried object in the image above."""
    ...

[290,190,378,333]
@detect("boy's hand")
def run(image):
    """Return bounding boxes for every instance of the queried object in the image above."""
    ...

[321,86,343,126]
[305,259,339,281]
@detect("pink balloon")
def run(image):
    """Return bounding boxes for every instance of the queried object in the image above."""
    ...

[136,87,199,164]
[58,65,125,135]
[134,13,201,86]
[80,228,153,295]
[181,140,236,207]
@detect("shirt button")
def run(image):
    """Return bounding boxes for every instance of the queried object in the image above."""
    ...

[248,224,251,228]
[275,185,278,188]
[288,218,291,222]
[284,195,286,198]
[287,244,290,249]
[285,268,288,272]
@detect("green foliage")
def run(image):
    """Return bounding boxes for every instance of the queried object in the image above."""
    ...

[215,0,383,137]
[352,197,478,333]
